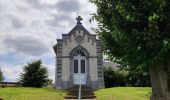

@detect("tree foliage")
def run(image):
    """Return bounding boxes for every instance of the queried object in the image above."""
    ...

[104,67,150,88]
[104,67,127,88]
[20,60,50,87]
[90,0,170,68]
[127,70,151,87]
[0,68,4,82]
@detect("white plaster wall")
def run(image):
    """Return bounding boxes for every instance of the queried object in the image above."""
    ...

[89,58,98,81]
[62,58,70,81]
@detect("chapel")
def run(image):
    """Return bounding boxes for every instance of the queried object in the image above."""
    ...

[53,16,104,89]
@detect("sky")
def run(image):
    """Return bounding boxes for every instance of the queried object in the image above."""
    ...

[0,0,97,82]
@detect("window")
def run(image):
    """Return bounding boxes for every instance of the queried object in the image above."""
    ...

[58,48,62,53]
[73,49,85,56]
[81,60,85,73]
[74,60,78,73]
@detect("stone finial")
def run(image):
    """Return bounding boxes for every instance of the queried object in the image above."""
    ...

[76,16,83,24]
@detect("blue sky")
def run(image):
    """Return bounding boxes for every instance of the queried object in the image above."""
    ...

[0,0,97,82]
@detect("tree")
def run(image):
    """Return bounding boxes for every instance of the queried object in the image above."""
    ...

[123,64,151,87]
[104,67,128,88]
[103,67,115,88]
[0,68,4,82]
[20,60,50,87]
[127,69,151,87]
[90,0,170,99]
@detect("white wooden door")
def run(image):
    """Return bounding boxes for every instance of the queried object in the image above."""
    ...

[73,55,86,85]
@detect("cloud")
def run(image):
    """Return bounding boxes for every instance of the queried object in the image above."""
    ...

[1,63,23,82]
[3,34,50,56]
[0,62,55,83]
[0,0,97,82]
[45,14,74,27]
[25,0,58,10]
[44,64,55,83]
[55,0,81,13]
[10,15,26,29]
[26,0,43,9]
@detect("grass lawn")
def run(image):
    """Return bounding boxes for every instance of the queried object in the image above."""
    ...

[0,87,151,100]
[0,87,66,100]
[95,87,151,100]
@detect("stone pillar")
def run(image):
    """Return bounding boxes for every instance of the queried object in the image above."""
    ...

[68,57,73,87]
[86,57,91,87]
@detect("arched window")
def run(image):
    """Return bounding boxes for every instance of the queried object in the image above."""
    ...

[73,49,85,56]
[70,46,89,57]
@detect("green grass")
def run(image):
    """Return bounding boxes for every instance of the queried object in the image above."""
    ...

[95,87,151,100]
[0,87,66,100]
[0,87,151,100]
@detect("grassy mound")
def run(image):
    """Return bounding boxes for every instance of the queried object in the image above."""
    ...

[0,87,151,100]
[95,87,151,100]
[0,87,66,100]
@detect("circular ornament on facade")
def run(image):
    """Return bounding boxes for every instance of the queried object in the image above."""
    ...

[76,36,84,44]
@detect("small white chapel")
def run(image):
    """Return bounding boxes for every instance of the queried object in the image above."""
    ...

[53,16,105,89]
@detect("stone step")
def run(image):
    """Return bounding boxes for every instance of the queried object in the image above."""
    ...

[68,85,93,89]
[65,85,96,99]
[68,88,94,92]
[68,90,94,93]
[64,98,96,100]
[64,95,96,99]
[67,92,94,95]
[68,88,93,90]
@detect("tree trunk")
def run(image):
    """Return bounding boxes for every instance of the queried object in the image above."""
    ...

[150,63,170,100]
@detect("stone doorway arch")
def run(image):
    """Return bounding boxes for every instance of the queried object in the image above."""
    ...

[68,46,90,87]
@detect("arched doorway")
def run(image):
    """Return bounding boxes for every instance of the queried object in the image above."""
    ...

[73,49,86,85]
[70,46,89,85]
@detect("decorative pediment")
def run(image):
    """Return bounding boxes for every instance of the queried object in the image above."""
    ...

[68,16,90,36]
[68,24,91,36]
[60,16,97,45]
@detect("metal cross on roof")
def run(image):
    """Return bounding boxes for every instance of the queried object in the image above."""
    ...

[76,16,83,24]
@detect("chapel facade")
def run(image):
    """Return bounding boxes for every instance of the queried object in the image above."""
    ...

[53,16,105,89]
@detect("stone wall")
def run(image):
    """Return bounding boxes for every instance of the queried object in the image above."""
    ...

[62,30,97,57]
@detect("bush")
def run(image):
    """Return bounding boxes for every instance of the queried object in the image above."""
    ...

[20,60,51,87]
[104,67,127,88]
[103,67,151,88]
[127,71,151,87]
[104,67,115,88]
